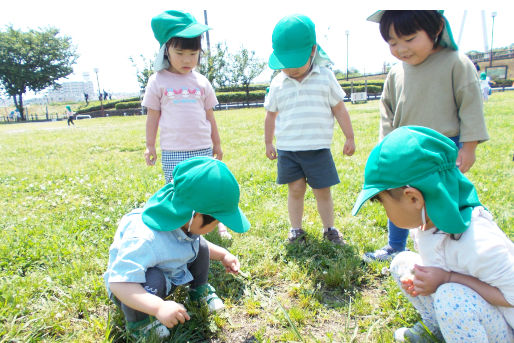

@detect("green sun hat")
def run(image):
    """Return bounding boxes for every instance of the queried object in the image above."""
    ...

[367,10,458,50]
[352,126,481,234]
[151,10,210,71]
[268,14,330,70]
[142,157,250,233]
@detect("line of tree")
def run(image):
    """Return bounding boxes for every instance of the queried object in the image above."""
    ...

[0,26,78,120]
[131,42,266,106]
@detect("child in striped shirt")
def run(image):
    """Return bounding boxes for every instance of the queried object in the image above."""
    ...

[264,14,355,245]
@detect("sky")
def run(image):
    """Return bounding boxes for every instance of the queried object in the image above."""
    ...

[1,0,513,98]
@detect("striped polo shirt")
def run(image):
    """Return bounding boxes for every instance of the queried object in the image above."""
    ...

[264,65,345,151]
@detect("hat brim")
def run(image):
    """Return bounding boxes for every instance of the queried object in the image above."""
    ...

[366,10,383,23]
[173,22,211,39]
[212,207,250,233]
[268,44,313,69]
[352,186,383,216]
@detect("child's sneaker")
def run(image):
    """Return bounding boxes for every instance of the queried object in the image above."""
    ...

[189,283,225,312]
[323,227,345,245]
[394,322,437,342]
[363,245,406,263]
[127,318,170,340]
[288,228,306,244]
[217,223,232,239]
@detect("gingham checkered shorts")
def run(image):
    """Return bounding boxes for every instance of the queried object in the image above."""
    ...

[162,148,213,184]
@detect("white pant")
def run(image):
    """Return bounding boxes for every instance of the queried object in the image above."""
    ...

[390,251,514,343]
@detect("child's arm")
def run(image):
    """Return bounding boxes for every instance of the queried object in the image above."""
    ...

[405,265,512,307]
[332,101,355,156]
[264,111,278,160]
[206,240,240,274]
[109,282,190,327]
[456,141,477,173]
[206,108,223,160]
[378,77,395,140]
[145,108,161,166]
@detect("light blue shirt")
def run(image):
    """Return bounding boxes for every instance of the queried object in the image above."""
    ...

[104,209,199,295]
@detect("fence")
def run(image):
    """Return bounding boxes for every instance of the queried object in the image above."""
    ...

[467,49,514,63]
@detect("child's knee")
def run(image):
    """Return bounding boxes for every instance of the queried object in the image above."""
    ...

[142,267,167,298]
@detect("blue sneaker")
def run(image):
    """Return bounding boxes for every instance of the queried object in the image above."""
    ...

[363,245,406,263]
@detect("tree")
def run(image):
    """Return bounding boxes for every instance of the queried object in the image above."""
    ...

[129,54,154,95]
[229,47,266,106]
[197,42,230,89]
[0,26,78,120]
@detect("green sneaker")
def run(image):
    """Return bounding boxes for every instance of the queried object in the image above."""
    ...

[189,283,225,312]
[127,318,170,340]
[394,322,437,342]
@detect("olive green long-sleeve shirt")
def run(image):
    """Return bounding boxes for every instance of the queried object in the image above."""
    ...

[380,48,489,143]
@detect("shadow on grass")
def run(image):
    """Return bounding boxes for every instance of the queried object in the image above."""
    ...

[284,236,364,308]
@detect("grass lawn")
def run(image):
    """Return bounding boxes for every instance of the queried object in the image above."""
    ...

[0,92,512,342]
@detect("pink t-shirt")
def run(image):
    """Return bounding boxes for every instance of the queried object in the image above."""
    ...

[142,70,218,151]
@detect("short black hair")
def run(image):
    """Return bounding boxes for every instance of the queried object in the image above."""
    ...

[379,10,444,48]
[167,36,202,51]
[201,214,216,227]
[370,186,409,203]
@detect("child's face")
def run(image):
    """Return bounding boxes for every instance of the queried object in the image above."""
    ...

[167,46,199,74]
[282,60,311,81]
[281,45,316,81]
[376,190,424,229]
[187,213,220,235]
[387,25,440,66]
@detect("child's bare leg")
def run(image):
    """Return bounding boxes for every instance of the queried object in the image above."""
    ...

[288,178,306,229]
[312,187,334,229]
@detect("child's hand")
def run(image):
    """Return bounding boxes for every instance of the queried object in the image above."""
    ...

[456,147,476,173]
[343,138,355,156]
[410,265,451,296]
[155,300,190,328]
[221,252,240,274]
[213,145,223,161]
[266,143,277,160]
[400,274,416,296]
[144,146,157,166]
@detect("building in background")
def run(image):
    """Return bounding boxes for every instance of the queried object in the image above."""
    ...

[46,73,95,102]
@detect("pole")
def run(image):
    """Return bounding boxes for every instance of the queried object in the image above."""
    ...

[45,95,49,120]
[203,10,211,52]
[345,30,349,81]
[489,12,497,67]
[94,68,104,116]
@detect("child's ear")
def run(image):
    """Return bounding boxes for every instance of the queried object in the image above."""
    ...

[404,187,425,210]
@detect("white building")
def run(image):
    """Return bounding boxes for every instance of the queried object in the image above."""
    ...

[47,79,95,102]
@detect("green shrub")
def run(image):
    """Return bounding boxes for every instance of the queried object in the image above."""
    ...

[216,90,266,103]
[216,85,268,93]
[115,101,141,110]
[342,85,382,94]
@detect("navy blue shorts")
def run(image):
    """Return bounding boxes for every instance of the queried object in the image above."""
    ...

[276,149,340,189]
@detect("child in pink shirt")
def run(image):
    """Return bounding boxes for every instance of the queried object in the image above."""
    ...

[142,10,230,238]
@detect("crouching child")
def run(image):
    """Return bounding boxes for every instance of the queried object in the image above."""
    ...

[352,126,513,342]
[104,157,250,339]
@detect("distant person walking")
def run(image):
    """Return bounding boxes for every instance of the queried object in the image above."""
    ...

[66,105,75,126]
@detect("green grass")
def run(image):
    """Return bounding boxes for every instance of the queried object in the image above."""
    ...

[0,92,512,342]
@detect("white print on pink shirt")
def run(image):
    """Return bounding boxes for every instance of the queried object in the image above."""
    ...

[164,88,204,104]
